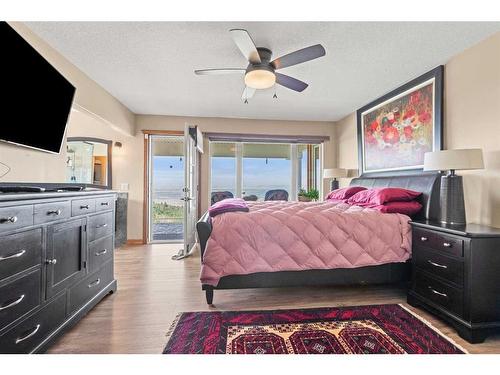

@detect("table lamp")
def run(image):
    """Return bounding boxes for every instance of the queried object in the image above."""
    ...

[424,149,484,225]
[323,168,347,191]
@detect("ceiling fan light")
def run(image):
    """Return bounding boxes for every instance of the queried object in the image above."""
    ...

[244,69,276,89]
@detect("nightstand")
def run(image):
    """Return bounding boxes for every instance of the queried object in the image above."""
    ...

[407,220,500,343]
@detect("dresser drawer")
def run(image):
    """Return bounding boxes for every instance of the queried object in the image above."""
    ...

[68,261,113,314]
[0,205,33,234]
[88,212,113,242]
[413,228,464,257]
[88,235,113,273]
[34,200,71,225]
[0,228,42,280]
[415,271,464,317]
[71,198,96,216]
[0,269,41,331]
[95,196,115,212]
[0,292,66,353]
[414,246,464,286]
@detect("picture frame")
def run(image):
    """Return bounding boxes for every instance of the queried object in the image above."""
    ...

[356,66,443,176]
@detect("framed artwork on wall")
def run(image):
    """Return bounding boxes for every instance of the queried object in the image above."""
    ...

[357,66,443,175]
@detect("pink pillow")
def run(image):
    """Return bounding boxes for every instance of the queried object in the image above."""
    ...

[370,201,423,216]
[347,187,422,206]
[209,198,249,217]
[326,186,366,201]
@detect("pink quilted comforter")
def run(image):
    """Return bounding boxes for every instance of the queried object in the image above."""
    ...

[200,201,412,286]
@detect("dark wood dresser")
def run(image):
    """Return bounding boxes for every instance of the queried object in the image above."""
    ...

[0,190,117,353]
[408,220,500,343]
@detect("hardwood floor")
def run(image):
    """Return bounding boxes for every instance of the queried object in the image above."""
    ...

[47,243,500,354]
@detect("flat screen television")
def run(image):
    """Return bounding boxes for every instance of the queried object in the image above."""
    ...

[0,22,76,154]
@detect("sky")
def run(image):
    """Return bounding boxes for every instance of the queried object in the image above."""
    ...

[152,155,299,198]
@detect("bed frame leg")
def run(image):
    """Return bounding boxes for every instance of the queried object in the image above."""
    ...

[205,288,214,305]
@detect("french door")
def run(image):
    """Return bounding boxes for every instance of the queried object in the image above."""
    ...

[172,124,199,259]
[146,125,200,257]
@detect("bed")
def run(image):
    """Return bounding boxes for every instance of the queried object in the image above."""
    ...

[197,173,441,304]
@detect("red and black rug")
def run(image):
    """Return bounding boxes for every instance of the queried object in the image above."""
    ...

[163,304,466,354]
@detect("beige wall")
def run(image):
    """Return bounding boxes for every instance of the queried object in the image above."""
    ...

[0,22,135,185]
[334,32,500,228]
[132,115,336,240]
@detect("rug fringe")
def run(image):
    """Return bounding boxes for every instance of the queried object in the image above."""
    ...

[165,312,183,343]
[398,303,469,354]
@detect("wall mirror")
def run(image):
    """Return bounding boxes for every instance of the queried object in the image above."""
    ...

[66,137,112,189]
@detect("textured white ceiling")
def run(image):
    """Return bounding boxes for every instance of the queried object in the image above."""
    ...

[26,22,500,121]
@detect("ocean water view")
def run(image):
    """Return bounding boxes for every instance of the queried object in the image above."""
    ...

[153,186,291,204]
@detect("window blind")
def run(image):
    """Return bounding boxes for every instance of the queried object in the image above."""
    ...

[205,132,329,144]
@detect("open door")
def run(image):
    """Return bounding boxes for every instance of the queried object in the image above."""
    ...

[172,124,200,260]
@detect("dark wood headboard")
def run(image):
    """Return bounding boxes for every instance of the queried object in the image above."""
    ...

[350,172,442,221]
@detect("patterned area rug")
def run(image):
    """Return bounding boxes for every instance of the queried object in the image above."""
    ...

[163,304,466,354]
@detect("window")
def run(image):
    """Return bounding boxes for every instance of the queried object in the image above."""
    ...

[210,141,323,203]
[210,142,236,196]
[242,143,291,201]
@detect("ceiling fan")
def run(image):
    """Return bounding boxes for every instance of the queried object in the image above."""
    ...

[194,29,326,102]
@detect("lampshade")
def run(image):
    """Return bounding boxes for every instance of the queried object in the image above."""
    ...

[323,168,348,179]
[424,149,484,171]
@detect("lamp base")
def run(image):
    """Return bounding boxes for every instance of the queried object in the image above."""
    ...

[331,179,339,191]
[440,174,466,225]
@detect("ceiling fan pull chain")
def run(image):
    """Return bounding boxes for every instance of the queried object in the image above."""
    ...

[273,85,278,99]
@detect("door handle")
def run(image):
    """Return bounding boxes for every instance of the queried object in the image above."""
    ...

[0,216,18,224]
[95,223,108,229]
[180,197,193,201]
[95,249,108,256]
[45,258,57,265]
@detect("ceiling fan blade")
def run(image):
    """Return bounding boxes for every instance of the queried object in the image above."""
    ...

[241,86,256,101]
[271,44,326,70]
[194,68,246,75]
[230,29,261,64]
[275,73,308,92]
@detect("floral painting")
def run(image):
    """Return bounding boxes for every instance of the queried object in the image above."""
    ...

[357,66,443,174]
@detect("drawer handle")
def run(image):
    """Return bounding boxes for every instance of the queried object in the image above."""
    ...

[0,249,26,262]
[95,249,108,256]
[96,223,108,229]
[0,216,18,224]
[45,258,57,265]
[0,294,25,311]
[88,278,101,288]
[427,260,448,269]
[100,202,109,206]
[80,205,89,209]
[15,324,41,344]
[47,209,62,216]
[428,286,448,298]
[420,236,428,242]
[443,242,452,248]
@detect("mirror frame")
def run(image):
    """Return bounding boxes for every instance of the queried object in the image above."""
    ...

[66,137,113,190]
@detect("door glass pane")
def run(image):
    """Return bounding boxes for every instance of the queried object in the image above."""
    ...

[242,143,291,201]
[150,136,184,242]
[210,142,236,203]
